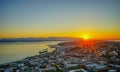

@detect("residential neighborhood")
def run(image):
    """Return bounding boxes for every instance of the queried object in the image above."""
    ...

[0,40,120,72]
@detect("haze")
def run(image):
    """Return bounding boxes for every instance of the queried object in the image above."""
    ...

[0,0,120,39]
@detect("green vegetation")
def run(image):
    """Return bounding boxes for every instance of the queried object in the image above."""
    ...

[76,70,84,72]
[52,64,63,72]
[68,66,81,70]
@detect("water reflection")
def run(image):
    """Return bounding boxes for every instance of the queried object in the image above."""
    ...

[0,41,63,64]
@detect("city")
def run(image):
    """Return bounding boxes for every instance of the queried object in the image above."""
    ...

[0,0,120,72]
[0,40,120,72]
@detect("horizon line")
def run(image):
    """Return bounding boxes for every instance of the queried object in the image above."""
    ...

[0,37,120,40]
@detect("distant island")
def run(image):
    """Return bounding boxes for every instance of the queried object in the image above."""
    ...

[0,37,81,42]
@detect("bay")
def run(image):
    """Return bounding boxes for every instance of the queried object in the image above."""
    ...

[0,41,64,64]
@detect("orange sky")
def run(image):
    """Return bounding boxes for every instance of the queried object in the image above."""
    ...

[0,0,120,39]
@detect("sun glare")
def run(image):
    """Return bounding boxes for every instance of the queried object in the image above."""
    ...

[82,34,90,40]
[83,36,88,40]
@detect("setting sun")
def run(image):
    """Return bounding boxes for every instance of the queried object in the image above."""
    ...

[82,34,90,40]
[83,36,88,40]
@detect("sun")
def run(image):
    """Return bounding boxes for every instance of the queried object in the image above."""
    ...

[83,36,88,40]
[82,34,90,40]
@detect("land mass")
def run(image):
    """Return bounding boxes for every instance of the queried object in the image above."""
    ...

[0,37,80,42]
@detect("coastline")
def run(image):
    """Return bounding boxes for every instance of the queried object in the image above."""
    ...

[0,41,64,65]
[0,40,120,72]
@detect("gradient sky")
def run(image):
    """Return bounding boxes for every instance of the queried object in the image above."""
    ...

[0,0,120,39]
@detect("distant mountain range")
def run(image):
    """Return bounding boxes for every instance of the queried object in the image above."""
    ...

[0,37,81,42]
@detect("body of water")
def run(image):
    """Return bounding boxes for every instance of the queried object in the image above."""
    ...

[0,41,64,64]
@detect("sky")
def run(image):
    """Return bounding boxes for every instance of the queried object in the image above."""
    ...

[0,0,120,39]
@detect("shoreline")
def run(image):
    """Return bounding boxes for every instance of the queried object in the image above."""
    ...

[0,40,120,72]
[0,41,64,65]
[0,47,55,65]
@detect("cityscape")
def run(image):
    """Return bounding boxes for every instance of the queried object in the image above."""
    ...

[0,0,120,72]
[0,39,120,72]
